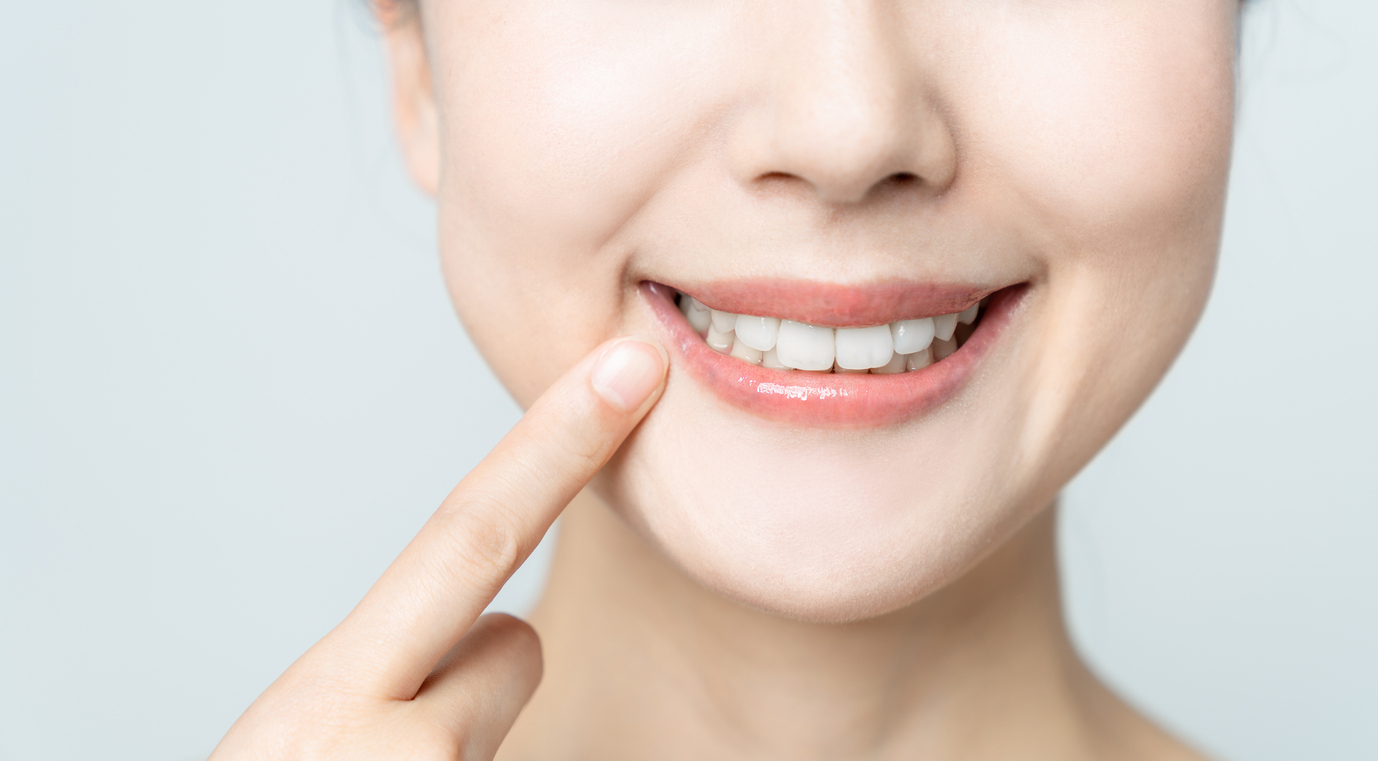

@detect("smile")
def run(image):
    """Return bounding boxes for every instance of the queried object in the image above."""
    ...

[678,292,981,373]
[642,281,1025,427]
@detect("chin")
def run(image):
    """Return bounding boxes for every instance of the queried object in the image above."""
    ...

[593,414,1055,623]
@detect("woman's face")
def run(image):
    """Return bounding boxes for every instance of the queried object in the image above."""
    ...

[395,0,1237,621]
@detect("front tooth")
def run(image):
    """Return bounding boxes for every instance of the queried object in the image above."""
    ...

[730,337,763,365]
[933,313,958,342]
[890,318,935,355]
[834,361,868,374]
[710,309,738,333]
[706,326,735,354]
[735,315,780,352]
[834,325,894,370]
[871,352,907,374]
[957,304,980,325]
[775,320,835,371]
[933,336,958,360]
[906,347,933,371]
[762,347,788,369]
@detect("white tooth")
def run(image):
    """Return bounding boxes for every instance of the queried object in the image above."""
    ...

[890,318,935,355]
[957,303,980,325]
[775,320,835,371]
[706,326,735,354]
[730,337,763,365]
[710,309,738,333]
[834,325,894,370]
[762,347,788,369]
[833,361,869,374]
[871,352,907,374]
[906,347,933,371]
[734,314,780,352]
[933,313,958,341]
[684,298,712,333]
[933,336,958,360]
[688,310,711,334]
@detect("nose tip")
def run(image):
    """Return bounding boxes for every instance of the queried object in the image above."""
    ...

[744,103,958,205]
[730,8,957,206]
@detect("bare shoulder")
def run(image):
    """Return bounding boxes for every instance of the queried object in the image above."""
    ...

[1077,673,1214,761]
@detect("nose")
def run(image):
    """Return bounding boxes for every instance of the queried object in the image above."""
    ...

[730,2,957,206]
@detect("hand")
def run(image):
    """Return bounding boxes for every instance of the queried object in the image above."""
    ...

[209,337,669,760]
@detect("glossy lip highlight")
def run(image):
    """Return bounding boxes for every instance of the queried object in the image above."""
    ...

[642,281,1026,428]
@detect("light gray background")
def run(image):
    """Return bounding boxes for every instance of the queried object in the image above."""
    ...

[1,1,1373,759]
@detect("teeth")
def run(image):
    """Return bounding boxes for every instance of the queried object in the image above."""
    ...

[834,325,894,370]
[734,315,781,352]
[683,297,712,334]
[730,337,763,365]
[676,290,982,374]
[933,313,958,342]
[775,320,835,371]
[906,347,933,371]
[710,309,739,333]
[890,318,935,355]
[706,326,735,354]
[871,352,907,374]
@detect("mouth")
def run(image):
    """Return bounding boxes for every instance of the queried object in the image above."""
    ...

[642,280,1026,427]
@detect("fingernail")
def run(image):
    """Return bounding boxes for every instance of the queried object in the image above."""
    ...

[590,338,667,412]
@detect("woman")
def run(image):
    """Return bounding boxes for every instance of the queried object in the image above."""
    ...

[212,0,1237,757]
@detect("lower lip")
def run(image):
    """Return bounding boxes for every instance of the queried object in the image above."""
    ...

[642,282,1026,428]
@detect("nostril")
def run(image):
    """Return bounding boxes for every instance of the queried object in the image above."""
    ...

[755,170,920,201]
[758,171,799,184]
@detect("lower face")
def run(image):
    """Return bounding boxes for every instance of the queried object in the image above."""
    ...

[419,0,1237,621]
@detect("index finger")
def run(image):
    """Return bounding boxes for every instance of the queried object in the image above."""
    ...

[323,337,668,699]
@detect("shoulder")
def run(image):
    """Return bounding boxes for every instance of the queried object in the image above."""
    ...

[1077,676,1215,761]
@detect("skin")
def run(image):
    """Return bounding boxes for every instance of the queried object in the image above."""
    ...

[212,0,1237,758]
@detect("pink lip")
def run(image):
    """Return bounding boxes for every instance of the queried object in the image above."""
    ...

[676,279,999,327]
[642,281,1026,428]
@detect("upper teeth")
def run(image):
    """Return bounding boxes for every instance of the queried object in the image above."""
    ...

[734,315,781,352]
[777,320,836,371]
[678,292,981,373]
[890,319,935,355]
[834,325,894,370]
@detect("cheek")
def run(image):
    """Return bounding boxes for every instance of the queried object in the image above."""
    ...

[949,2,1236,473]
[955,2,1236,247]
[432,2,733,260]
[426,2,739,405]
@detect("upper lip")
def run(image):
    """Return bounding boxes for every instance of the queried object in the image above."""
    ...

[661,279,1004,326]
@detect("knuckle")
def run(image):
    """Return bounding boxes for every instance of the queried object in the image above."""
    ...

[521,399,612,478]
[475,613,544,692]
[445,502,525,585]
[491,614,542,660]
[543,421,609,475]
[405,723,464,761]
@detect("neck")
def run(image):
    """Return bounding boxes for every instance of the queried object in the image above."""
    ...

[500,493,1136,760]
